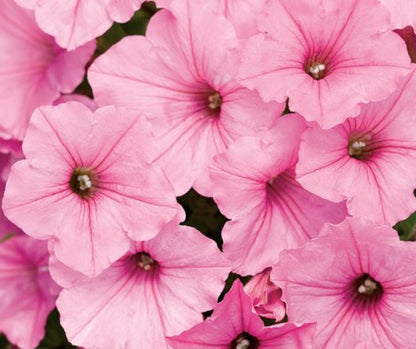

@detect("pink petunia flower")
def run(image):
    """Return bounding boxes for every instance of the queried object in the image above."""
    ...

[14,0,143,50]
[296,67,416,225]
[157,0,266,39]
[0,235,60,349]
[89,0,284,195]
[272,217,416,348]
[238,0,411,129]
[3,102,182,277]
[56,224,230,349]
[244,268,286,322]
[168,279,315,349]
[0,0,95,140]
[209,115,347,275]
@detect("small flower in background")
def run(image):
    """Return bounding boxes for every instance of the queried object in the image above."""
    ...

[0,235,60,349]
[296,68,416,225]
[0,0,95,140]
[56,224,230,349]
[168,279,315,349]
[89,0,284,196]
[3,101,182,277]
[272,218,416,349]
[238,0,411,129]
[244,268,286,322]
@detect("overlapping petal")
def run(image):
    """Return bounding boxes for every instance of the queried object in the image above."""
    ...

[0,0,95,140]
[239,0,411,128]
[57,224,230,349]
[297,67,416,225]
[3,102,181,277]
[0,235,60,349]
[89,1,283,195]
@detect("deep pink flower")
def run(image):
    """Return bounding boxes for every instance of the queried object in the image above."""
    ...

[15,0,143,50]
[89,0,284,195]
[239,0,411,129]
[0,235,60,349]
[296,67,416,225]
[56,224,230,349]
[209,115,347,275]
[0,0,95,140]
[168,279,315,349]
[395,26,416,63]
[244,268,286,322]
[3,102,182,277]
[272,217,416,348]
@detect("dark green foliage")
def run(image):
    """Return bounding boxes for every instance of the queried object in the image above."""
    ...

[36,309,75,349]
[177,188,228,250]
[394,211,416,241]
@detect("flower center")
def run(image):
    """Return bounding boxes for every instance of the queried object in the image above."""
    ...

[308,62,326,79]
[208,91,222,111]
[136,252,156,271]
[349,273,383,310]
[357,277,378,295]
[69,167,97,199]
[348,134,373,160]
[230,333,259,349]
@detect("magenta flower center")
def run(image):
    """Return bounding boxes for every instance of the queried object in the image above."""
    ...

[349,273,383,310]
[348,134,373,160]
[135,252,157,271]
[69,167,97,199]
[229,332,260,349]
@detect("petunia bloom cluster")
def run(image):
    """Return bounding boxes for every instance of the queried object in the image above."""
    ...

[1,0,416,348]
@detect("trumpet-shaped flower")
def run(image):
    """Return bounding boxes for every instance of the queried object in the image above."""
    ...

[168,279,315,349]
[239,0,411,128]
[296,67,416,225]
[209,115,347,275]
[0,235,60,349]
[0,0,95,140]
[3,102,182,277]
[56,224,230,349]
[272,218,416,348]
[89,0,284,195]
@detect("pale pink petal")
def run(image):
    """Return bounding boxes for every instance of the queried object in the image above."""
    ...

[0,235,60,349]
[380,0,416,29]
[31,0,142,50]
[89,4,283,195]
[0,0,95,140]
